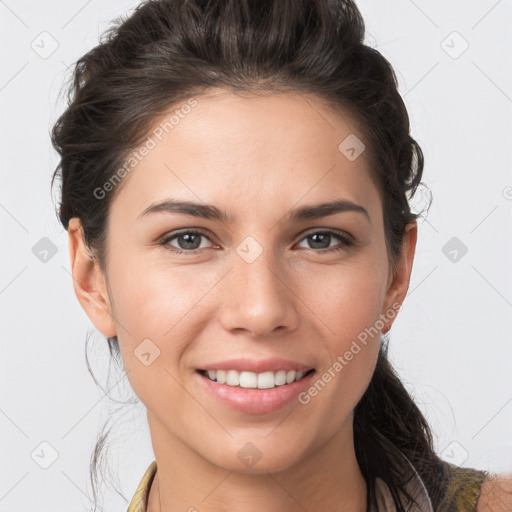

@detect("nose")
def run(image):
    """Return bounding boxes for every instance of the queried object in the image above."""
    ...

[218,246,299,338]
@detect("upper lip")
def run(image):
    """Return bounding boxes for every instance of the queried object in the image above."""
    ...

[198,357,314,374]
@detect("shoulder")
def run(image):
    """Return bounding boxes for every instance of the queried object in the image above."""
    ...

[438,463,512,512]
[436,463,489,512]
[440,463,488,512]
[476,472,512,512]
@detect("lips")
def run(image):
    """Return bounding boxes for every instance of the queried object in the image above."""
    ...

[193,357,316,413]
[196,367,316,414]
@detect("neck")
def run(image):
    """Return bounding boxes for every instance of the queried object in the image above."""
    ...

[146,411,367,512]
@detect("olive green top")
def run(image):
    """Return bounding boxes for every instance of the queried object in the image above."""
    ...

[126,459,487,512]
[437,463,488,512]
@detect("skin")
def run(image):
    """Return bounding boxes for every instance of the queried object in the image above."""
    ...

[477,474,512,512]
[67,89,418,512]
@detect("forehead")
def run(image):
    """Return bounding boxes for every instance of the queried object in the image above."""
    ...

[109,90,382,224]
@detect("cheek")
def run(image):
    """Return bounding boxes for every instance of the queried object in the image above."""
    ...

[105,257,210,393]
[297,261,386,405]
[298,270,384,433]
[109,254,213,339]
[107,288,195,418]
[306,260,388,341]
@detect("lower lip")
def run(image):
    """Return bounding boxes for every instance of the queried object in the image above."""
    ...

[196,370,316,415]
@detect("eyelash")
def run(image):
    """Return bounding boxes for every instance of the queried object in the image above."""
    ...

[160,228,354,255]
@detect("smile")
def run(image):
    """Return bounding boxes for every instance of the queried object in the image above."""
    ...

[196,367,317,414]
[197,368,315,389]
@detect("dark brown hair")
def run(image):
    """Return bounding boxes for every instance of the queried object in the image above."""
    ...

[51,0,448,510]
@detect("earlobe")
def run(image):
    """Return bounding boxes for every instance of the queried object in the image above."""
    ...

[67,217,117,338]
[382,220,418,329]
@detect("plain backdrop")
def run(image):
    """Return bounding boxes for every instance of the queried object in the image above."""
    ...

[1,0,511,510]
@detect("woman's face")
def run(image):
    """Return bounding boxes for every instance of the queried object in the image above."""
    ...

[69,90,416,474]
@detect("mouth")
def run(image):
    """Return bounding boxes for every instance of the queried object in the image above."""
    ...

[196,368,316,389]
[196,367,317,414]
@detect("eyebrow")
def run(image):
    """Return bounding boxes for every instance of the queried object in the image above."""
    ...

[137,198,371,224]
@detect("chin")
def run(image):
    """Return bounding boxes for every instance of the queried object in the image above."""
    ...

[204,439,308,475]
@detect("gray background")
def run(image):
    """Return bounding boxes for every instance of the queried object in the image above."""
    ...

[0,0,511,510]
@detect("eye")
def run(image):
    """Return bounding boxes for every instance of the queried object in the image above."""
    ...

[296,229,354,253]
[160,229,217,254]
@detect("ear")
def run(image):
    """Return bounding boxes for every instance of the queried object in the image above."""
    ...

[67,217,117,338]
[382,220,417,332]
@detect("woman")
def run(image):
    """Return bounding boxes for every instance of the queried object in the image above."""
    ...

[50,0,511,510]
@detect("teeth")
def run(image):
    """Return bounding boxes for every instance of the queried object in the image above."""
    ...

[202,369,311,389]
[275,370,287,386]
[226,370,239,386]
